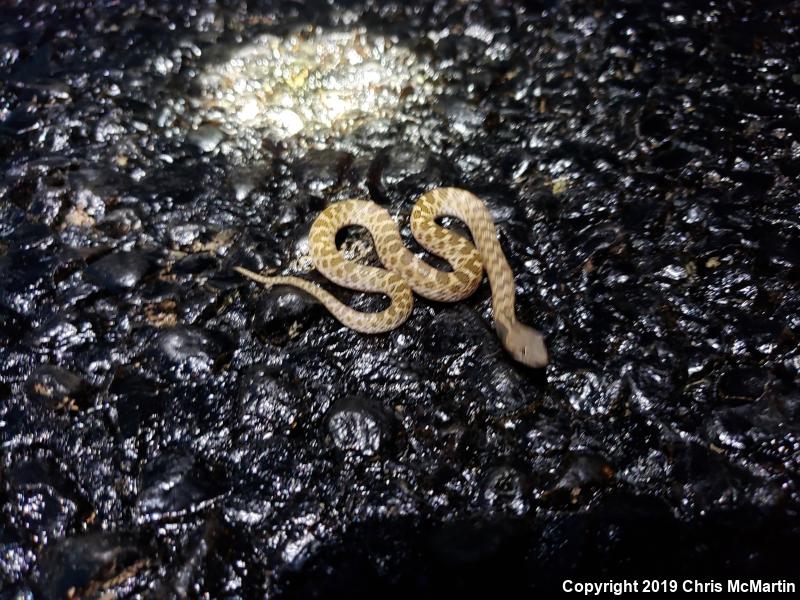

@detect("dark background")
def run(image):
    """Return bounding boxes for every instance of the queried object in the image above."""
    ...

[1,0,798,597]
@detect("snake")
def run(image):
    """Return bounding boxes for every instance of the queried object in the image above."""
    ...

[234,187,548,367]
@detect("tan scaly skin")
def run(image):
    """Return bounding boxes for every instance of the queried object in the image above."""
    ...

[235,187,548,367]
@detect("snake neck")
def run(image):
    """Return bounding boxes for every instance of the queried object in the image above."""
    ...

[494,312,516,337]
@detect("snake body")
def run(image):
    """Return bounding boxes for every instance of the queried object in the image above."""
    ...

[235,187,548,367]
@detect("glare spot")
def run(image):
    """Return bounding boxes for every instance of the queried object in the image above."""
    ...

[198,28,432,140]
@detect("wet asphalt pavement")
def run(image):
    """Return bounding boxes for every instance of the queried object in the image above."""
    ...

[1,0,799,597]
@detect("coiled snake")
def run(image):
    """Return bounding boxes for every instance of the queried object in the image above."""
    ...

[235,187,548,367]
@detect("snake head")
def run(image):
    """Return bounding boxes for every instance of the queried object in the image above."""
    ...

[498,321,549,368]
